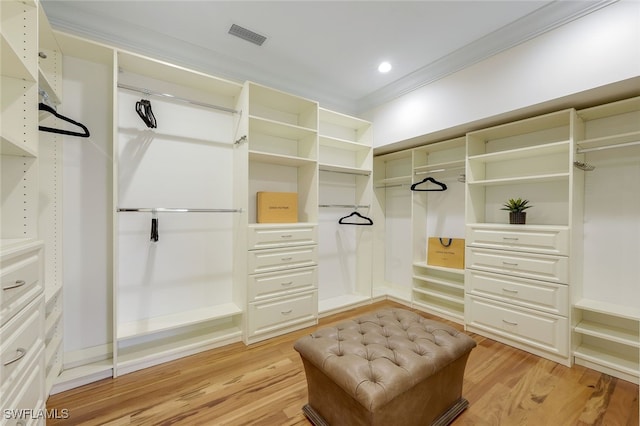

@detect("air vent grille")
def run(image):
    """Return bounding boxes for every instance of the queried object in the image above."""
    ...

[228,24,266,46]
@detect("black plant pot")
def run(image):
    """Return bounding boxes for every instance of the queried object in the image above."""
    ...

[509,212,526,224]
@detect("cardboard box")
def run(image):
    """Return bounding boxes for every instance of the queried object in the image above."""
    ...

[257,192,298,223]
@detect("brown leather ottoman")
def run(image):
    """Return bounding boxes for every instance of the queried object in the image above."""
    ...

[294,308,476,426]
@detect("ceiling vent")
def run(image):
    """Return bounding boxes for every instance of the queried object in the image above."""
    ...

[228,24,267,46]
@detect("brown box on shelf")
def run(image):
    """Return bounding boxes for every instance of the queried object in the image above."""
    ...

[257,192,298,223]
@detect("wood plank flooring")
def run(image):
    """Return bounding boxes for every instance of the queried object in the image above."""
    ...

[46,301,639,425]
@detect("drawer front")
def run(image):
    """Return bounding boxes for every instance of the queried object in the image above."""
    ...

[467,226,569,255]
[1,248,43,326]
[466,247,568,284]
[0,295,44,397]
[466,270,568,316]
[466,295,568,356]
[248,267,317,301]
[248,291,317,337]
[1,346,46,426]
[248,225,317,250]
[248,245,317,274]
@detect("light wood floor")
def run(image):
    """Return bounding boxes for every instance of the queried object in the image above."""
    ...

[47,301,639,425]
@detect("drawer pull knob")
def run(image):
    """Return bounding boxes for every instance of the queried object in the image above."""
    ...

[502,288,518,293]
[502,319,518,326]
[281,257,293,262]
[281,309,293,315]
[280,234,293,238]
[4,347,26,366]
[281,281,294,286]
[502,262,518,267]
[503,237,519,241]
[2,279,26,291]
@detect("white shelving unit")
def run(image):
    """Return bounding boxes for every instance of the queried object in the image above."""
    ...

[237,82,319,344]
[317,108,373,315]
[572,96,640,384]
[465,109,582,367]
[411,137,466,324]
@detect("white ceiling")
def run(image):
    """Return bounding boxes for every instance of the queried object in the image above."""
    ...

[41,0,616,115]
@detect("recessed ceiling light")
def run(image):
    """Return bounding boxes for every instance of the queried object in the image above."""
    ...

[378,61,392,73]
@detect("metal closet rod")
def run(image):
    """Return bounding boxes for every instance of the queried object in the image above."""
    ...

[319,204,370,209]
[577,140,640,153]
[117,207,242,213]
[117,83,238,114]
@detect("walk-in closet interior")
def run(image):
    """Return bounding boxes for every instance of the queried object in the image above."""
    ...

[1,0,638,420]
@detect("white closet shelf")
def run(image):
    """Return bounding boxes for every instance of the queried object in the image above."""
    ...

[45,334,63,367]
[249,150,316,167]
[52,361,114,395]
[413,261,465,276]
[117,303,242,340]
[44,306,62,339]
[1,36,37,82]
[249,115,317,140]
[319,135,370,150]
[576,131,640,151]
[574,320,640,348]
[413,274,464,290]
[412,299,464,322]
[574,298,640,321]
[573,345,640,378]
[412,287,464,305]
[467,141,569,163]
[318,294,371,315]
[319,107,370,130]
[116,324,242,374]
[375,175,412,187]
[319,163,371,176]
[1,136,38,157]
[467,172,569,186]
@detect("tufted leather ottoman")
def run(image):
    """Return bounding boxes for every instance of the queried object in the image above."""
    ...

[294,308,476,426]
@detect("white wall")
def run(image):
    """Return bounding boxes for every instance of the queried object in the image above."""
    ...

[366,0,640,149]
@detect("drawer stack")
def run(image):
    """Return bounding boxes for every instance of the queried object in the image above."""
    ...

[465,224,571,365]
[245,224,318,343]
[1,242,46,423]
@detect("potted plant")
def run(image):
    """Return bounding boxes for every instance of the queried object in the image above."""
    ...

[501,198,532,224]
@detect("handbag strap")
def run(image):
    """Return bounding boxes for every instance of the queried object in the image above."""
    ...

[439,238,453,247]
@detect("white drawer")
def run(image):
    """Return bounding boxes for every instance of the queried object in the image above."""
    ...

[248,291,317,337]
[466,295,568,356]
[248,225,317,249]
[1,345,46,426]
[1,246,43,326]
[248,245,317,274]
[466,269,568,316]
[466,247,568,284]
[0,295,44,398]
[248,267,317,301]
[466,225,569,255]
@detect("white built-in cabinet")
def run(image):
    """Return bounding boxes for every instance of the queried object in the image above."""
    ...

[572,96,640,384]
[1,0,60,420]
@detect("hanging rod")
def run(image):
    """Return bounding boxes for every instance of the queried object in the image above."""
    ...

[117,207,242,213]
[414,166,465,175]
[577,140,640,154]
[117,83,238,114]
[319,167,371,176]
[319,204,370,209]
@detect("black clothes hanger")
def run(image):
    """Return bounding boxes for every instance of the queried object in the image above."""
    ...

[38,103,90,138]
[410,176,447,192]
[150,216,159,242]
[136,99,157,128]
[338,211,373,226]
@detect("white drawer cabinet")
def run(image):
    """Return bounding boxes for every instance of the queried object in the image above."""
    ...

[248,224,317,249]
[247,291,317,338]
[467,225,569,255]
[1,245,43,327]
[248,245,317,274]
[248,267,317,301]
[466,247,568,284]
[2,345,46,426]
[466,269,568,316]
[466,295,569,357]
